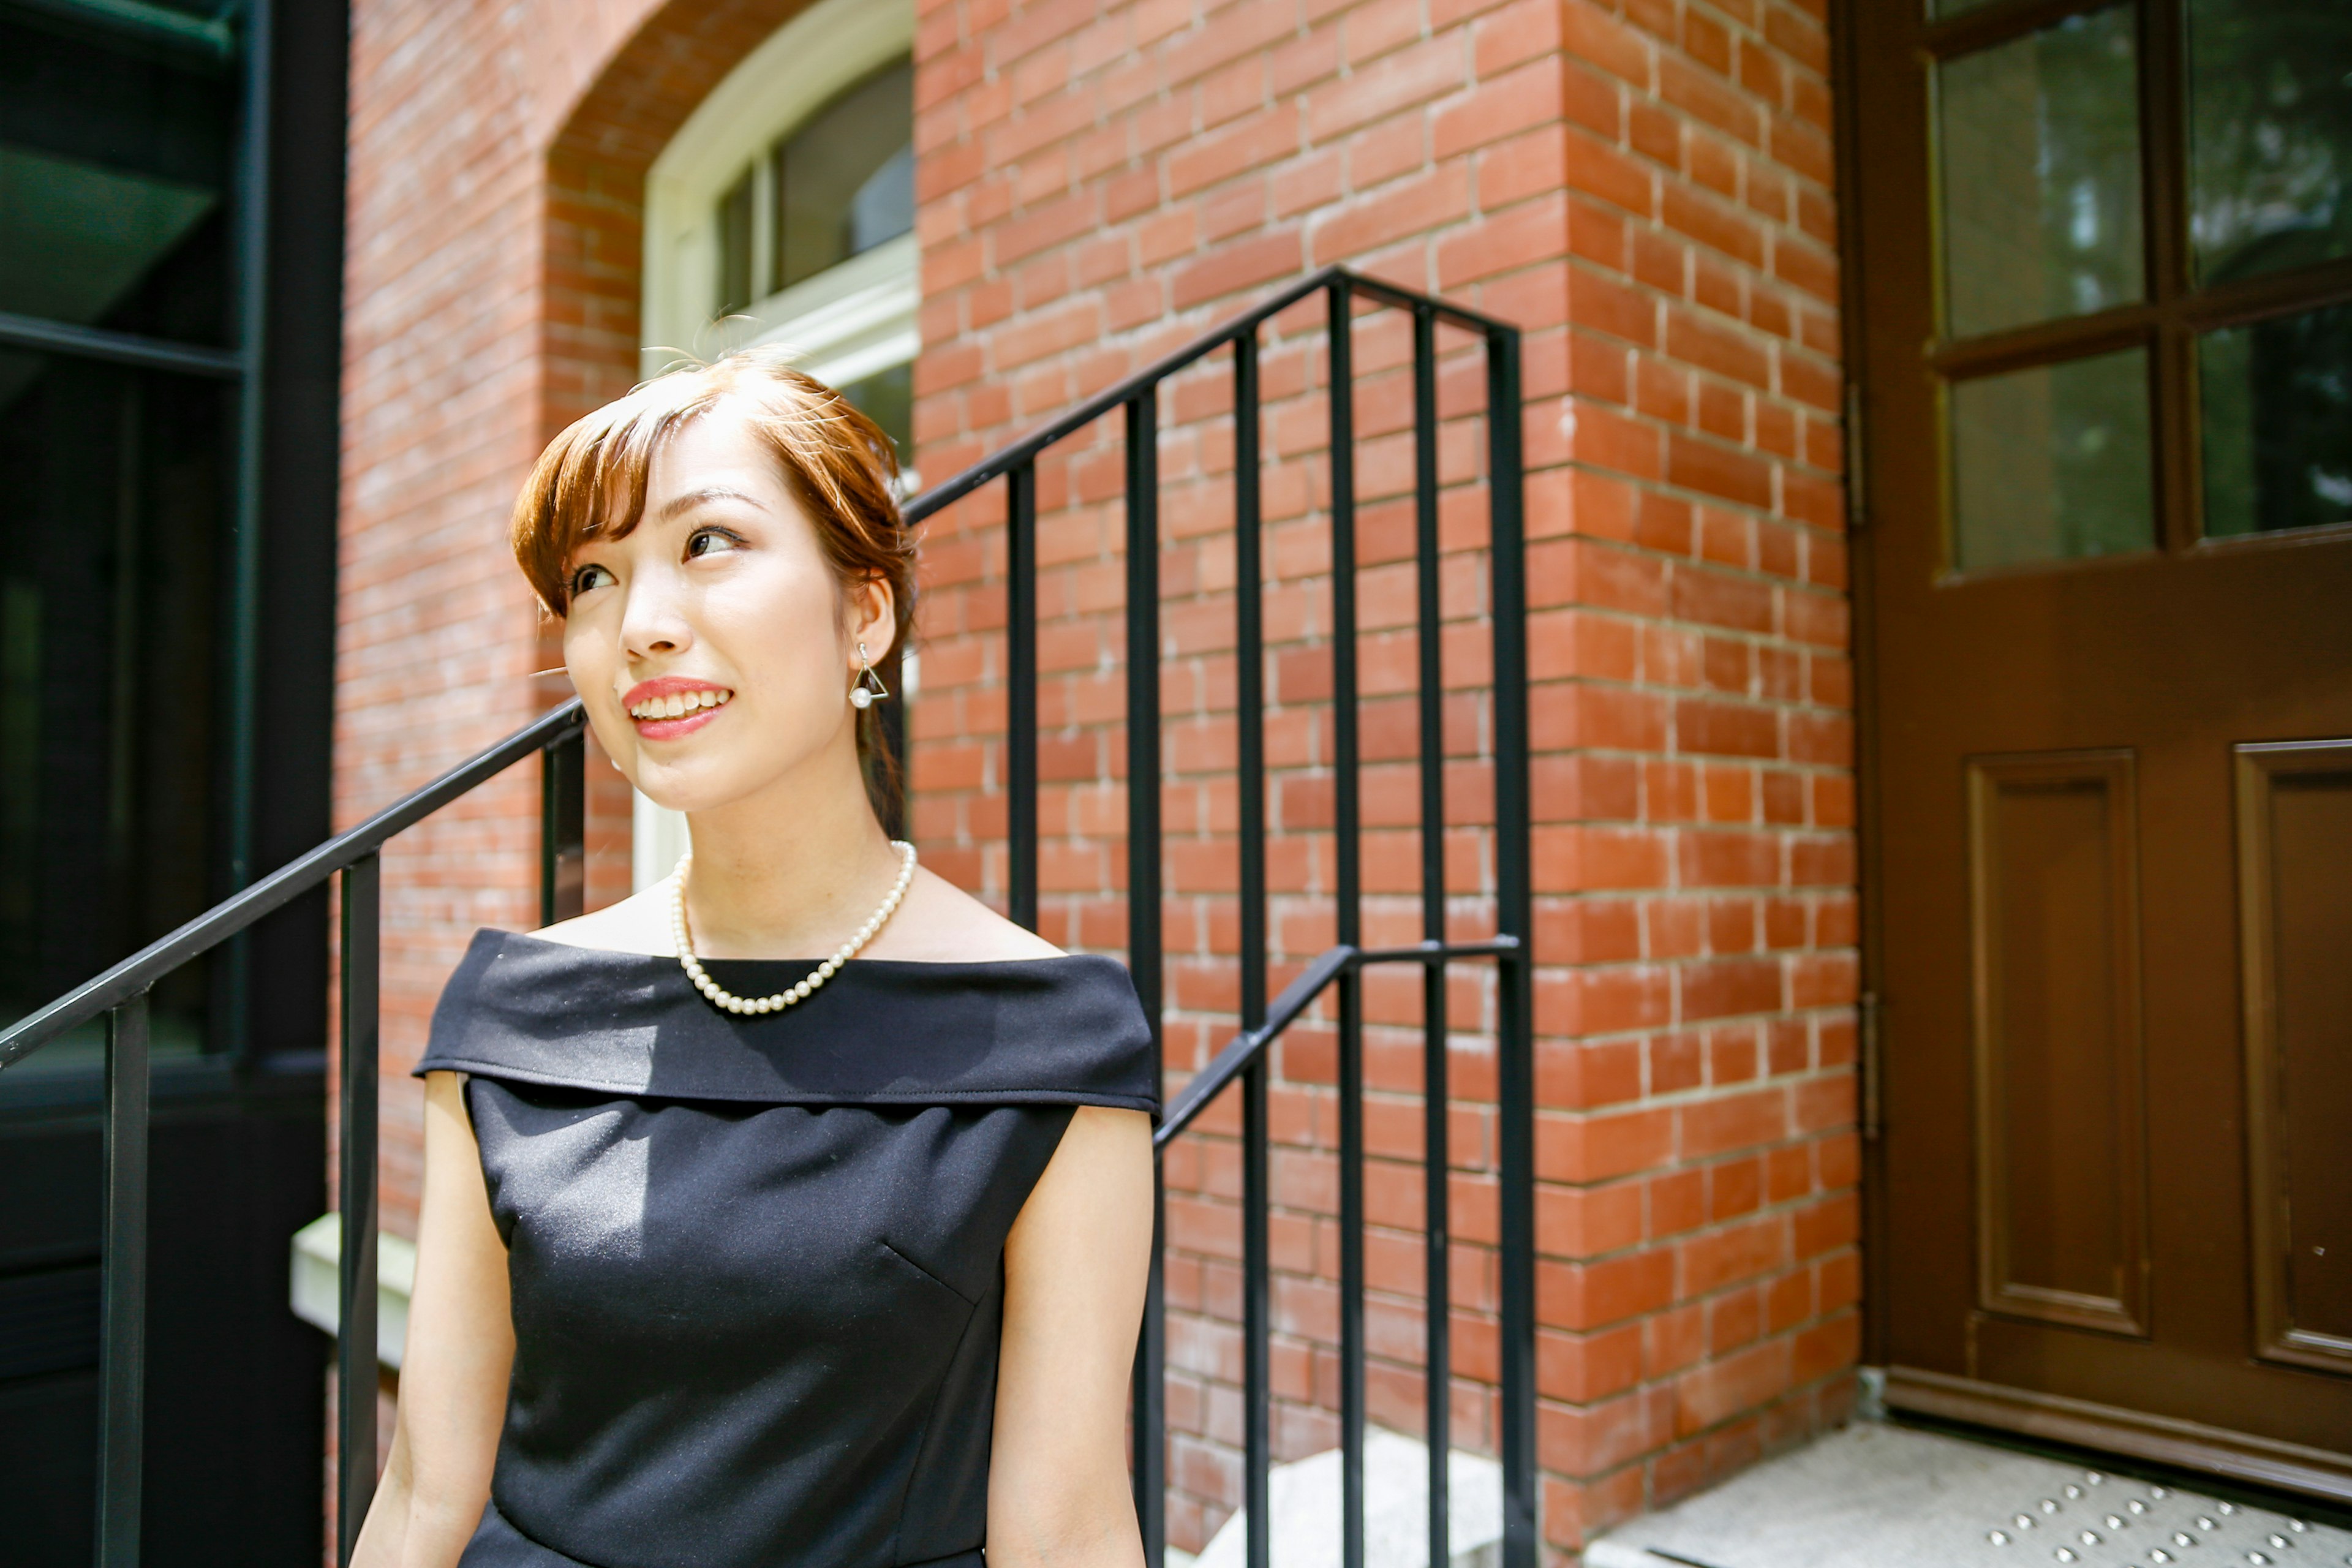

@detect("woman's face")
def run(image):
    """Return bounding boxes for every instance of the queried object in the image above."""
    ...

[561,404,891,816]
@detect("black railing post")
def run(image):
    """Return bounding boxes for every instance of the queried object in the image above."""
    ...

[1411,303,1453,1568]
[339,852,381,1566]
[1485,324,1537,1568]
[1008,460,1039,931]
[540,730,586,928]
[1325,278,1367,1568]
[97,995,150,1568]
[1234,333,1272,1568]
[1124,393,1166,1563]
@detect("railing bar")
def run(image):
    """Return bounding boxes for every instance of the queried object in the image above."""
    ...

[1411,303,1452,1568]
[1356,937,1518,963]
[1325,279,1366,1568]
[1235,328,1272,1568]
[1123,390,1167,1566]
[0,699,589,1068]
[97,994,149,1568]
[1158,946,1355,1143]
[540,730,586,929]
[339,853,382,1566]
[1008,461,1040,931]
[1485,325,1538,1568]
[900,270,1517,531]
[1159,942,1528,1149]
[1340,273,1520,336]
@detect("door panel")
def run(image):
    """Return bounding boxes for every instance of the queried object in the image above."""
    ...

[1967,752,2147,1336]
[2235,742,2352,1373]
[1849,0,2352,1483]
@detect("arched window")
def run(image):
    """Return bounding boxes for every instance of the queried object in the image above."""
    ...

[635,0,916,888]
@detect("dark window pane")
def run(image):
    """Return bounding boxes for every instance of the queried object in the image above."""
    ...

[715,165,756,319]
[2188,0,2352,285]
[0,350,228,1064]
[2201,303,2352,537]
[0,16,238,346]
[1950,349,2155,571]
[839,360,912,466]
[1938,7,2144,339]
[774,58,914,293]
[1929,0,2006,17]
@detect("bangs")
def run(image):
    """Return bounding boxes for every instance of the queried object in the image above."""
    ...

[509,353,902,616]
[510,382,710,616]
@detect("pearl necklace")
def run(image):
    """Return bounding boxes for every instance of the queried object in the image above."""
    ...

[671,840,918,1015]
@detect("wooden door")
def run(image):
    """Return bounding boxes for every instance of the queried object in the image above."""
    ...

[1846,0,2352,1494]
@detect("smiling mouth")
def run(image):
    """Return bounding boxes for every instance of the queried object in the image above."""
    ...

[628,688,733,721]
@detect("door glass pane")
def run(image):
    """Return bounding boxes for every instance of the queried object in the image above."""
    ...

[1939,7,2144,339]
[774,58,913,295]
[0,350,228,1067]
[2187,0,2352,285]
[1950,349,2155,570]
[0,14,239,346]
[2201,302,2352,537]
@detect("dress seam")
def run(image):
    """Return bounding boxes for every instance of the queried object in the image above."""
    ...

[886,1283,990,1566]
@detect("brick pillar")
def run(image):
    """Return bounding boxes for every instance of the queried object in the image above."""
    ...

[910,0,1853,1558]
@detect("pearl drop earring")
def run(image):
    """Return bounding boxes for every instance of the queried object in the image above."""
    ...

[848,641,891,710]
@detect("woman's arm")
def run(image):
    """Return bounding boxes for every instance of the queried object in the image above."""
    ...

[352,1071,515,1568]
[989,1104,1156,1568]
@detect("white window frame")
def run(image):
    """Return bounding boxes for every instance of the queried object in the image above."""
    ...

[633,0,918,892]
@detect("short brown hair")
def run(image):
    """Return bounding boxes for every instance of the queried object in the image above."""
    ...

[511,348,916,823]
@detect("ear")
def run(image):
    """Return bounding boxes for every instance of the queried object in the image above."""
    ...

[849,574,897,663]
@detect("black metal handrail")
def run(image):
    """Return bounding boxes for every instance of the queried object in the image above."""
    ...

[0,266,1531,1568]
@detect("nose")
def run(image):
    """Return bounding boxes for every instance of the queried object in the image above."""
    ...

[618,569,694,663]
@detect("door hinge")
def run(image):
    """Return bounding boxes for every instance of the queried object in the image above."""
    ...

[1859,990,1882,1140]
[1844,381,1869,533]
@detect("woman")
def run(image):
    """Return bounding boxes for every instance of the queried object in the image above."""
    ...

[352,350,1159,1568]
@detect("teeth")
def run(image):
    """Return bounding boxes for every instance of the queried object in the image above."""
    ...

[630,688,731,720]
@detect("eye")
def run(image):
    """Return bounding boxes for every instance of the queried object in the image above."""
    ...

[568,562,614,598]
[685,526,742,560]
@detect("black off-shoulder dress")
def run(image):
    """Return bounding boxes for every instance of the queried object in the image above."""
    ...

[412,928,1158,1568]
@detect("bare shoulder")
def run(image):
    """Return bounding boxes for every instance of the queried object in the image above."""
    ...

[530,887,674,956]
[868,864,1066,962]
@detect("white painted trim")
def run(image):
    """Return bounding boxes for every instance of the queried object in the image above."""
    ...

[288,1212,415,1370]
[639,0,917,377]
[633,0,918,892]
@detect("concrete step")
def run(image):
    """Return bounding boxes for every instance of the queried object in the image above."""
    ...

[1186,1429,1505,1568]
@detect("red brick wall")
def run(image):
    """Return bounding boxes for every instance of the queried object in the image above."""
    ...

[907,0,1853,1557]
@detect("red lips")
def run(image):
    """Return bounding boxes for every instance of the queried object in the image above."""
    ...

[622,676,733,741]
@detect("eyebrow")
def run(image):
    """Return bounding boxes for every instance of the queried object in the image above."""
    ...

[657,485,770,522]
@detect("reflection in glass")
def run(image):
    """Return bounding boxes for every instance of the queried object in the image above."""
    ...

[774,59,914,293]
[0,350,226,1062]
[1929,0,2005,18]
[1950,349,2155,570]
[711,57,914,316]
[2188,0,2352,285]
[0,15,238,344]
[716,167,757,320]
[1939,7,2144,339]
[2201,303,2352,537]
